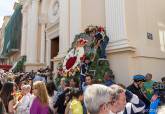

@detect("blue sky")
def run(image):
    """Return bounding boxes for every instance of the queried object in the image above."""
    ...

[0,0,16,27]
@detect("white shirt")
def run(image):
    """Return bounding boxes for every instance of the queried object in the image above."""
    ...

[16,93,32,114]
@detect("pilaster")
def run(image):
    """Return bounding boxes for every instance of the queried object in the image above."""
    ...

[69,0,82,46]
[27,0,40,63]
[105,0,135,52]
[57,0,70,58]
[20,9,27,56]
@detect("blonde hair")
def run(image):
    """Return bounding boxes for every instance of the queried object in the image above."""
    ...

[33,81,49,105]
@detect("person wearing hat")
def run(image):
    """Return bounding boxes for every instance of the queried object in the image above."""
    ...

[127,74,150,113]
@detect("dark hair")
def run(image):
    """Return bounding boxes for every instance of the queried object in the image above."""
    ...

[85,74,93,79]
[71,89,83,99]
[0,82,14,112]
[70,77,79,88]
[161,77,165,82]
[46,82,57,96]
[95,32,103,40]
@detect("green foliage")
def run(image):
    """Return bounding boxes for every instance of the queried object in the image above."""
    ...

[13,56,26,73]
[56,26,114,83]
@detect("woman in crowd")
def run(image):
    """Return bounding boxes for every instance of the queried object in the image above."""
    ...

[30,81,49,114]
[0,82,16,114]
[68,89,84,114]
[69,77,79,88]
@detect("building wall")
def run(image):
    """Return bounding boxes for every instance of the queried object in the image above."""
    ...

[125,0,165,58]
[20,0,165,83]
[21,0,45,71]
[134,57,165,81]
[108,0,165,85]
[109,52,165,86]
[0,16,11,53]
[81,0,106,30]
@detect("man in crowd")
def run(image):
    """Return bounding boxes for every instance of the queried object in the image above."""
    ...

[127,75,150,113]
[109,84,145,114]
[82,74,93,91]
[84,84,112,114]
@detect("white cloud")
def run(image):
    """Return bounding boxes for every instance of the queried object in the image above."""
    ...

[0,0,16,27]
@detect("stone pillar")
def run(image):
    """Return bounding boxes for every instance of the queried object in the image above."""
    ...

[39,0,50,64]
[105,0,130,51]
[21,8,27,56]
[58,0,69,57]
[105,0,136,85]
[46,39,51,66]
[26,3,32,63]
[40,25,46,64]
[26,0,39,63]
[69,0,82,46]
[24,0,45,71]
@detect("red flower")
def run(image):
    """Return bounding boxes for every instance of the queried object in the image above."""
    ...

[65,56,77,70]
[79,39,84,45]
[77,38,88,46]
[98,27,104,32]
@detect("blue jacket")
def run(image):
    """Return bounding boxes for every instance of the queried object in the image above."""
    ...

[149,99,160,114]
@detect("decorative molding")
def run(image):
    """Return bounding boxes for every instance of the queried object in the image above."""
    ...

[25,63,45,66]
[46,22,59,40]
[22,0,32,13]
[46,19,59,31]
[39,14,48,24]
[107,46,136,54]
[106,39,136,54]
[48,0,59,23]
[133,56,165,60]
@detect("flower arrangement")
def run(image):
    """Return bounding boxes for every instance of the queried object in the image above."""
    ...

[57,25,109,77]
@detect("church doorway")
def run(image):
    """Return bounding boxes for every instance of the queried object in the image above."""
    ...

[50,37,59,69]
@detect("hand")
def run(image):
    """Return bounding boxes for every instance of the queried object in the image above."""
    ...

[151,94,158,102]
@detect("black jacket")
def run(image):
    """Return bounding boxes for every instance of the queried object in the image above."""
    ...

[127,83,150,109]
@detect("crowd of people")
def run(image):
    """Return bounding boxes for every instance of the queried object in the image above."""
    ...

[0,67,165,114]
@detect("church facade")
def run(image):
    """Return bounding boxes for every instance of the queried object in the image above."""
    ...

[21,0,165,85]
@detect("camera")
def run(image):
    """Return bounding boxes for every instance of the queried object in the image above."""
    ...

[152,82,165,105]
